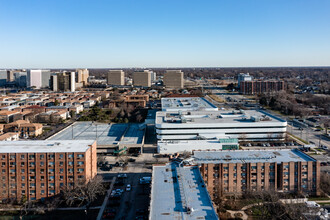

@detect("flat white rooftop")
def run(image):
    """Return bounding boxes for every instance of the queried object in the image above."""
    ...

[161,97,218,112]
[150,163,218,220]
[193,149,316,164]
[158,138,238,154]
[0,140,95,153]
[156,109,286,126]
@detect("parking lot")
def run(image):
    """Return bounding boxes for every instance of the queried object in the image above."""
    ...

[98,154,169,220]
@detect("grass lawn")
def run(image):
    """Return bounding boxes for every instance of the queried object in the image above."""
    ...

[308,197,330,201]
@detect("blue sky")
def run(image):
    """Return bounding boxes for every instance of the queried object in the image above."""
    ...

[1,0,330,68]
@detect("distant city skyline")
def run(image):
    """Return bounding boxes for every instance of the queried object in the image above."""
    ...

[1,0,330,68]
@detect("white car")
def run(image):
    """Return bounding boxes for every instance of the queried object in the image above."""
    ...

[126,184,131,191]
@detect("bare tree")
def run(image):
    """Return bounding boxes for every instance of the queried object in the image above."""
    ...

[62,176,105,207]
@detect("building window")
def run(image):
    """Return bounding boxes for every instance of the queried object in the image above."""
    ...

[48,162,55,166]
[59,162,64,166]
[21,183,25,187]
[29,155,35,160]
[49,183,55,187]
[29,169,35,173]
[40,162,44,166]
[251,166,257,170]
[29,162,35,166]
[41,190,45,194]
[224,174,228,178]
[1,169,5,174]
[1,162,5,166]
[68,168,73,173]
[1,155,5,160]
[10,169,15,173]
[68,162,74,166]
[10,162,16,166]
[10,155,16,160]
[59,154,64,159]
[30,183,35,187]
[21,176,25,181]
[41,183,45,187]
[40,176,44,180]
[49,176,55,180]
[78,161,84,165]
[68,154,74,159]
[30,190,36,194]
[48,154,55,159]
[40,155,44,160]
[49,169,55,173]
[20,155,25,160]
[21,162,25,166]
[284,165,289,169]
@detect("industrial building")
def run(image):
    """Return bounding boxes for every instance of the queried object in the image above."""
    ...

[107,70,125,86]
[163,70,184,89]
[156,109,287,141]
[191,149,320,197]
[133,70,151,87]
[0,140,97,202]
[150,162,218,220]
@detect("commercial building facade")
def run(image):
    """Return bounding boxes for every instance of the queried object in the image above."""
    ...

[193,149,320,198]
[156,109,287,141]
[163,70,184,89]
[107,70,125,86]
[0,140,97,202]
[133,70,151,87]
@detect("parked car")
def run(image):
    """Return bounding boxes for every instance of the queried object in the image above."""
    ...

[126,184,131,191]
[118,174,127,178]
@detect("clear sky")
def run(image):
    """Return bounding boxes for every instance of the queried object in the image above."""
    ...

[1,0,330,68]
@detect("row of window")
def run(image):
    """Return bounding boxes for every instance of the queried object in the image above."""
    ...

[2,154,85,160]
[2,161,84,167]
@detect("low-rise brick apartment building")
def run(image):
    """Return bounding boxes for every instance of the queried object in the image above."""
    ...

[193,149,320,199]
[240,80,285,95]
[0,140,97,202]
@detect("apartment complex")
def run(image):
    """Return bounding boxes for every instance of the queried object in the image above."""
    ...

[52,72,76,92]
[150,162,218,220]
[109,95,149,108]
[163,70,184,89]
[240,80,285,95]
[76,69,89,86]
[0,140,97,202]
[27,70,51,89]
[237,73,253,88]
[193,149,320,198]
[107,70,125,86]
[133,70,151,87]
